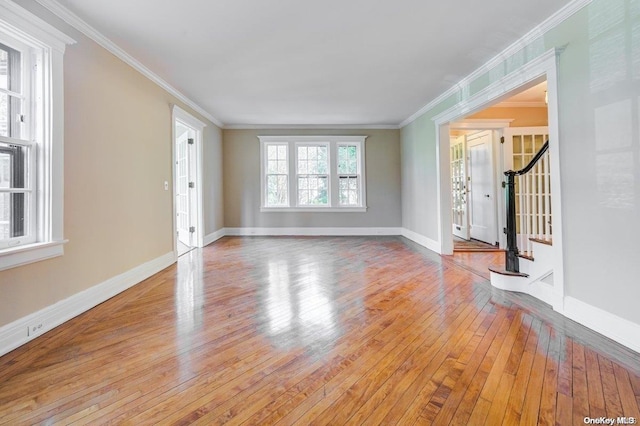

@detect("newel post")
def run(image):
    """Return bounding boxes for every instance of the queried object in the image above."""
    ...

[505,171,519,272]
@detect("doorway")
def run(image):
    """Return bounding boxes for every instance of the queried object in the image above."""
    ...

[452,130,499,246]
[173,105,205,257]
[434,48,565,311]
[467,131,497,245]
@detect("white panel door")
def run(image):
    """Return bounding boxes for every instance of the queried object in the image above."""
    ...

[467,131,497,245]
[175,128,192,247]
[450,135,469,239]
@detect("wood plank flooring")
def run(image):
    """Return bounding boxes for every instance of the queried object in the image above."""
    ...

[1,236,639,425]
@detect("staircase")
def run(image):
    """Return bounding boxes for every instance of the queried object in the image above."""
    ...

[489,140,559,307]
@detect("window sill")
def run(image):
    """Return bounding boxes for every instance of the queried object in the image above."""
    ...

[260,207,368,213]
[0,240,68,271]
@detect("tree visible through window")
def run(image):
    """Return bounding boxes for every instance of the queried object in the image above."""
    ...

[259,136,366,210]
[266,144,289,206]
[338,145,360,206]
[297,145,328,206]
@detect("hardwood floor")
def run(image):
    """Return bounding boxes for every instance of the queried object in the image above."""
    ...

[1,236,639,425]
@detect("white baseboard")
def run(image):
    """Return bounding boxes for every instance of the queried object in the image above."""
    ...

[223,227,402,236]
[203,228,226,246]
[563,297,640,354]
[400,228,441,254]
[0,251,176,357]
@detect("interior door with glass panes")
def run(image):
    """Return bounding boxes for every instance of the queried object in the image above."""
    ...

[450,135,469,239]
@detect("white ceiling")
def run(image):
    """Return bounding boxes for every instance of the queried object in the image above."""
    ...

[51,0,572,127]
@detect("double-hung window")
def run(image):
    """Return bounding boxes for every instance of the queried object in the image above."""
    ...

[0,2,74,270]
[260,136,366,212]
[296,143,329,206]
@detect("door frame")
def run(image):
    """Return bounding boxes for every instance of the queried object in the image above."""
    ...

[172,105,206,254]
[450,120,513,248]
[432,48,565,312]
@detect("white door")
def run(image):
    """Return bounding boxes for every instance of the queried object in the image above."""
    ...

[450,135,469,239]
[175,123,193,247]
[467,131,497,245]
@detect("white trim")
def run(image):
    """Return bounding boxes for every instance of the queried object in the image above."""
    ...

[494,101,548,108]
[449,119,514,130]
[260,207,368,213]
[172,105,206,250]
[0,240,67,271]
[203,228,225,246]
[259,136,368,143]
[0,1,73,270]
[0,251,175,357]
[401,228,441,254]
[35,0,223,128]
[0,0,75,52]
[399,0,590,128]
[223,124,400,130]
[563,297,640,354]
[224,227,402,236]
[432,50,556,125]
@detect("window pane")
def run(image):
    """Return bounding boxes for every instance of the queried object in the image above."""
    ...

[338,145,358,174]
[339,176,359,206]
[298,176,328,206]
[0,143,28,189]
[297,145,328,176]
[0,93,8,137]
[267,145,277,159]
[0,192,27,239]
[267,175,288,206]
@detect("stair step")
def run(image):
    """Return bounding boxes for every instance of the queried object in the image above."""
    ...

[488,267,529,278]
[518,253,534,261]
[529,237,552,246]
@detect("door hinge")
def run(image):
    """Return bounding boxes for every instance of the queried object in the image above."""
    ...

[189,226,195,233]
[189,182,195,188]
[188,138,194,145]
[500,136,505,144]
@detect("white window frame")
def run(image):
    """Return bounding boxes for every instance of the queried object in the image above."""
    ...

[259,136,367,212]
[336,142,364,207]
[295,141,330,207]
[0,1,75,271]
[262,142,289,207]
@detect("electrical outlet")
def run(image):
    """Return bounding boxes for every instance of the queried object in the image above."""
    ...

[27,321,45,337]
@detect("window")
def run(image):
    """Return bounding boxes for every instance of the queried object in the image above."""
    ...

[260,136,366,212]
[296,144,329,206]
[337,144,361,206]
[265,143,289,207]
[0,2,74,270]
[1,40,34,247]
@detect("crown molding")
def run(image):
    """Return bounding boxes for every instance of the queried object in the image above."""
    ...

[223,123,400,130]
[399,0,592,128]
[34,0,224,128]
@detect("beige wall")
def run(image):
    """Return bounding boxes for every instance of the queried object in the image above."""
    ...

[467,106,549,127]
[223,129,401,228]
[0,2,224,327]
